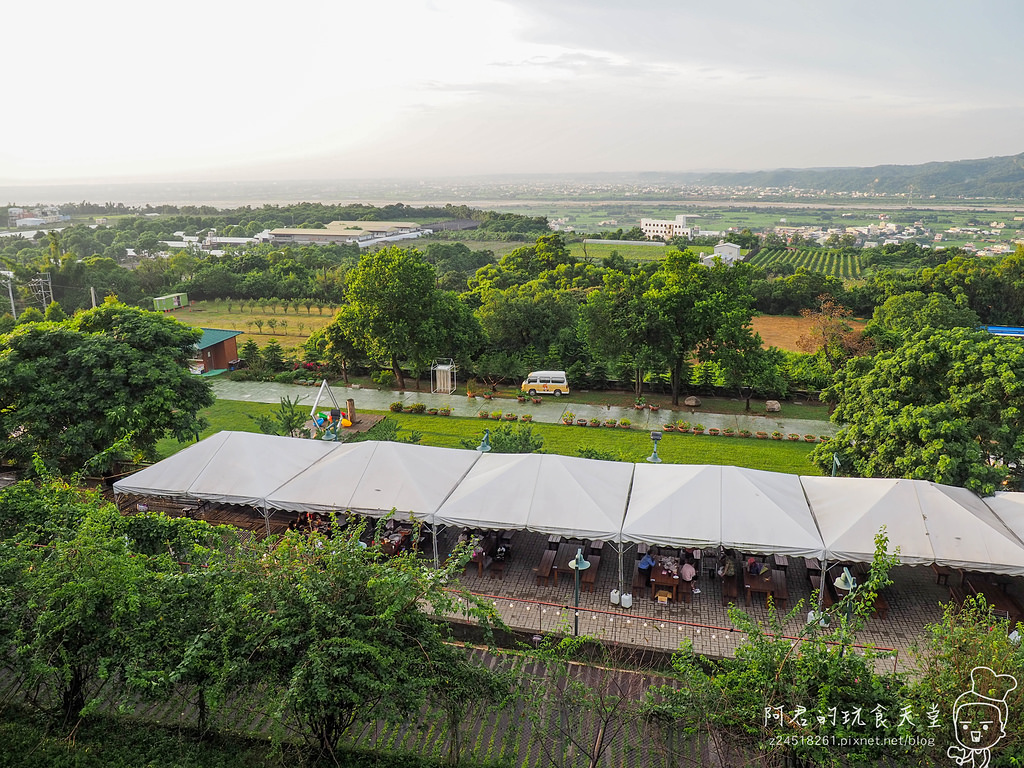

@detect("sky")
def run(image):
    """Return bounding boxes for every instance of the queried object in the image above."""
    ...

[2,0,1021,184]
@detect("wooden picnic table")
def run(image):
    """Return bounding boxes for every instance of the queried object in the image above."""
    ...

[649,566,680,602]
[965,574,1024,622]
[772,554,789,571]
[744,567,787,608]
[535,549,557,586]
[547,535,562,550]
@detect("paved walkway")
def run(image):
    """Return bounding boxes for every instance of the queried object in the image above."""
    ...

[209,379,836,436]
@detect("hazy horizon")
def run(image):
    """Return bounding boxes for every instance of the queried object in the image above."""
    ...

[2,0,1021,186]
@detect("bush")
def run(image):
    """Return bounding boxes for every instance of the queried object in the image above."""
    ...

[274,370,300,384]
[408,403,426,414]
[372,370,396,389]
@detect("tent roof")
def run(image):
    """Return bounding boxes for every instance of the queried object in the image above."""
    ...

[114,431,339,507]
[620,464,721,548]
[434,453,634,539]
[801,477,935,565]
[721,467,824,558]
[265,442,480,519]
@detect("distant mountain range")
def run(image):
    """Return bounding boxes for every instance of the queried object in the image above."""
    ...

[682,152,1024,198]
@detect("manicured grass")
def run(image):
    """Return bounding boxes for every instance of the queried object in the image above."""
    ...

[158,399,822,476]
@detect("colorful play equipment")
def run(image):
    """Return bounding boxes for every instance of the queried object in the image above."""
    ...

[309,380,351,440]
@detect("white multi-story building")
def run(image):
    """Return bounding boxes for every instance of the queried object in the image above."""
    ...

[640,214,700,240]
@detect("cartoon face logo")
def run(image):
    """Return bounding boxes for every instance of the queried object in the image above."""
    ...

[947,666,1016,767]
[954,701,1003,750]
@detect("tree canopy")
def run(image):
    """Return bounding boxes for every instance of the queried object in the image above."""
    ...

[0,299,214,472]
[812,327,1024,494]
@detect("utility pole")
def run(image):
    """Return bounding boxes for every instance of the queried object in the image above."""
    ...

[28,272,53,311]
[1,271,15,316]
[90,286,98,308]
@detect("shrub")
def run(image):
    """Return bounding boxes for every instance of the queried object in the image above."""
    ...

[408,403,426,414]
[372,370,395,389]
[389,402,404,413]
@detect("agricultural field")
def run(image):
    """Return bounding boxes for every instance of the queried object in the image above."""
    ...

[567,241,714,262]
[750,314,867,352]
[748,247,863,279]
[166,299,334,354]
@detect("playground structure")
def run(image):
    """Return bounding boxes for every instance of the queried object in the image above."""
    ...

[309,380,353,440]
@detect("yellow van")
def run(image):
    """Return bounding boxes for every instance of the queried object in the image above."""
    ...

[521,370,569,397]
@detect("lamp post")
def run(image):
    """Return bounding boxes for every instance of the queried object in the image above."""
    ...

[646,430,663,464]
[833,566,857,655]
[476,428,491,453]
[567,547,591,636]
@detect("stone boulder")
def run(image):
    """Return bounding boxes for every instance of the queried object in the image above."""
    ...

[765,400,781,413]
[683,396,701,408]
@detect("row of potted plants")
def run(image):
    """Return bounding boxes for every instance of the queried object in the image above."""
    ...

[477,410,534,422]
[389,402,452,416]
[560,412,633,428]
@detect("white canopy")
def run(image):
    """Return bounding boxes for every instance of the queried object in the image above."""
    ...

[265,441,480,520]
[113,431,338,507]
[800,477,935,565]
[620,464,722,548]
[433,453,634,540]
[720,467,824,558]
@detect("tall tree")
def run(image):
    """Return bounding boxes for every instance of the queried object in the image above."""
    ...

[0,299,214,472]
[812,327,1024,494]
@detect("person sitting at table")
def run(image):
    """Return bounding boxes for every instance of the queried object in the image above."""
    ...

[747,556,761,575]
[638,551,657,582]
[680,556,700,594]
[717,553,736,579]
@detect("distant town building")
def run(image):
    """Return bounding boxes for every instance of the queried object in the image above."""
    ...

[8,205,70,228]
[640,215,700,240]
[268,220,426,247]
[701,241,743,267]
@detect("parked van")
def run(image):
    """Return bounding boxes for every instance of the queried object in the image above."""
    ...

[521,370,569,397]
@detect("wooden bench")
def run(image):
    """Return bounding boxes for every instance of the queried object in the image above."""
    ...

[489,559,505,580]
[931,563,951,586]
[721,570,739,605]
[581,555,600,592]
[535,549,556,586]
[948,583,968,608]
[632,563,648,599]
[870,591,889,620]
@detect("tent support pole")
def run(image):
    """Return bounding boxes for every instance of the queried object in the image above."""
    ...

[618,543,624,599]
[817,557,828,613]
[432,522,440,569]
[264,506,271,536]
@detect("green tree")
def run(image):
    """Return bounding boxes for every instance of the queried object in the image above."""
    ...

[43,300,67,322]
[261,338,285,371]
[0,300,214,472]
[249,395,307,437]
[812,327,1024,493]
[864,291,980,349]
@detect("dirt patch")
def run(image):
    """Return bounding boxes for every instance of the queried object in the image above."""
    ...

[751,314,867,352]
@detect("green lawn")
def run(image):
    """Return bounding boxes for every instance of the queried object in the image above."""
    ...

[158,399,822,476]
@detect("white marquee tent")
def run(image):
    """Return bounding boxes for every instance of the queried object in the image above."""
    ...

[113,431,1024,576]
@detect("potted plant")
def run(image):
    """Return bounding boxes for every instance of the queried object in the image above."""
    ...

[478,409,490,419]
[517,394,526,403]
[648,403,660,412]
[408,402,426,414]
[804,434,817,442]
[663,423,675,432]
[427,408,439,416]
[587,417,600,427]
[483,392,493,400]
[521,414,533,422]
[723,427,735,437]
[491,410,503,420]
[438,407,452,416]
[708,427,720,436]
[605,418,617,427]
[771,431,783,440]
[389,402,404,413]
[788,433,801,441]
[692,423,705,434]
[577,418,589,427]
[738,429,751,438]
[562,411,575,425]
[820,435,829,443]
[619,418,631,429]
[531,396,542,404]
[677,420,690,431]
[756,431,769,439]
[505,412,519,421]
[634,396,646,410]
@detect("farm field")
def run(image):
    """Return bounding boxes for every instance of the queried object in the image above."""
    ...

[750,314,867,352]
[748,247,864,278]
[567,241,715,262]
[165,300,334,354]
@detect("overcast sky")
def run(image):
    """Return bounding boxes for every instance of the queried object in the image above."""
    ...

[2,0,1021,183]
